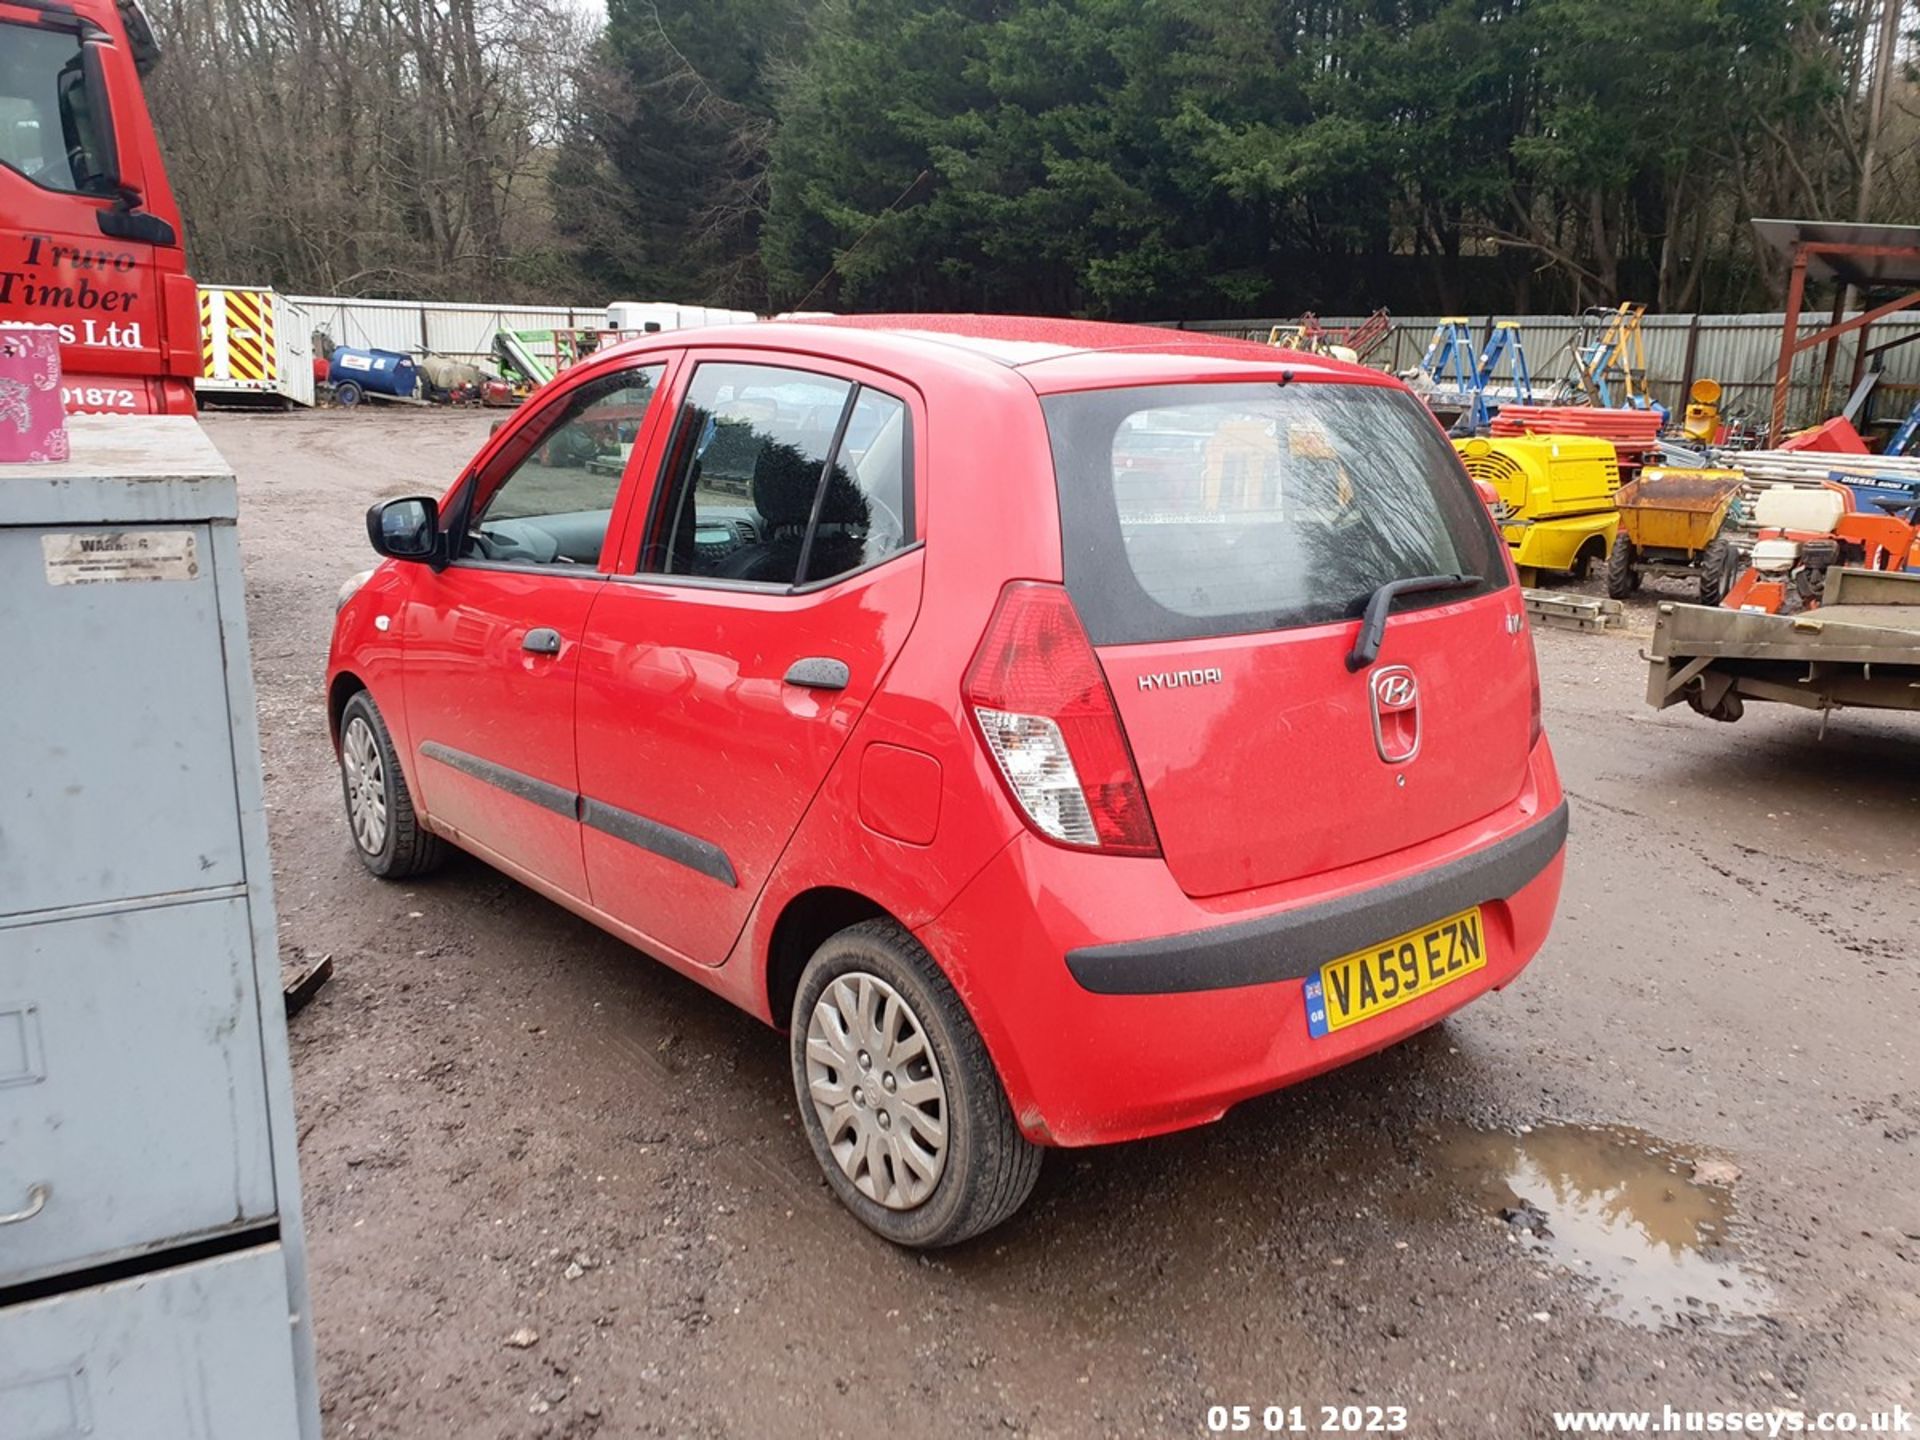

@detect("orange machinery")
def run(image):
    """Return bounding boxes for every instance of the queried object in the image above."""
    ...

[1720,482,1920,614]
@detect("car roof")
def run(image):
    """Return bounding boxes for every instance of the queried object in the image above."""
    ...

[599,314,1390,397]
[803,314,1387,391]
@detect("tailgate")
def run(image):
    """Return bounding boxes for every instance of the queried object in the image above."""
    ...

[1100,594,1530,897]
[1043,377,1528,898]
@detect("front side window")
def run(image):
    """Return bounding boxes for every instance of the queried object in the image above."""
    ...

[641,362,914,587]
[0,25,113,194]
[1044,381,1505,644]
[459,365,664,568]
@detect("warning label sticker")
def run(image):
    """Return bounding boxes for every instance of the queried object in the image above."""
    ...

[42,530,200,585]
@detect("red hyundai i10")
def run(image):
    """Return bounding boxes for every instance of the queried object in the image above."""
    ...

[327,315,1567,1246]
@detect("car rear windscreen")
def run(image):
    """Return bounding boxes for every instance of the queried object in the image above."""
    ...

[1042,381,1507,645]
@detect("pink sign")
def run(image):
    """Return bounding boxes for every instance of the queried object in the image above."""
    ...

[0,325,69,464]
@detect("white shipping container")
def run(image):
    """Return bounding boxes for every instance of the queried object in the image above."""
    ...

[197,286,315,407]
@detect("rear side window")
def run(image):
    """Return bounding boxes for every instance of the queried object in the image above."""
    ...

[1043,382,1505,644]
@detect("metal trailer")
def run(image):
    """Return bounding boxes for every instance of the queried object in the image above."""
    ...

[197,284,316,408]
[0,416,321,1438]
[1645,566,1920,723]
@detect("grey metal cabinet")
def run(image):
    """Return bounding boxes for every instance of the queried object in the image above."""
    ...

[0,416,320,1440]
[0,1247,302,1437]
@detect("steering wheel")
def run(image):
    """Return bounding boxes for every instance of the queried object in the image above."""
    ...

[468,522,559,566]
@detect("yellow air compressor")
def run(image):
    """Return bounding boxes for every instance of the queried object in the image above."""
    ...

[1454,435,1622,584]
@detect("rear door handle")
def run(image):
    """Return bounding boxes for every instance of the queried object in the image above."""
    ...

[522,627,563,656]
[784,657,850,690]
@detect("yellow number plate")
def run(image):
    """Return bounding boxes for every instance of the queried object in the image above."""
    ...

[1304,906,1486,1037]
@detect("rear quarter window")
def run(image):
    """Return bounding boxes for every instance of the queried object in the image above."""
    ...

[1043,381,1506,645]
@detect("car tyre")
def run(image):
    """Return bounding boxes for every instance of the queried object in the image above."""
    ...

[791,919,1041,1247]
[338,690,445,878]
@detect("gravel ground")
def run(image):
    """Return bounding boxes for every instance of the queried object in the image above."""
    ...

[209,409,1919,1440]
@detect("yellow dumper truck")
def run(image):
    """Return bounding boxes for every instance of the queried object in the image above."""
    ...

[1453,435,1621,584]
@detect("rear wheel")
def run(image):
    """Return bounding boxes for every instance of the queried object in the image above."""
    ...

[1568,537,1605,582]
[791,919,1041,1247]
[334,379,364,408]
[1605,536,1639,599]
[338,690,445,878]
[1698,535,1736,605]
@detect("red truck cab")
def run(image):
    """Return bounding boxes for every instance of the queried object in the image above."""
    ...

[0,0,198,414]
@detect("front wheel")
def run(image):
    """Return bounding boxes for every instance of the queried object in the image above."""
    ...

[791,920,1041,1247]
[1605,536,1639,599]
[338,690,445,878]
[1698,535,1736,606]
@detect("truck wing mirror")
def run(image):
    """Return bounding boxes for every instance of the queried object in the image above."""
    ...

[96,193,177,246]
[73,43,122,190]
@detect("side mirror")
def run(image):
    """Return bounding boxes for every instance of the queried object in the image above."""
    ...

[366,496,442,565]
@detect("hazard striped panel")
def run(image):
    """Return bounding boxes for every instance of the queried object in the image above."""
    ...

[221,289,278,382]
[198,288,215,376]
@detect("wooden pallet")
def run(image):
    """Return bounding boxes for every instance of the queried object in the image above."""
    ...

[1522,589,1625,632]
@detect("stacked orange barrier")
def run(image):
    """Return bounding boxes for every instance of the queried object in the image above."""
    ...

[1490,405,1663,481]
[1489,406,1663,446]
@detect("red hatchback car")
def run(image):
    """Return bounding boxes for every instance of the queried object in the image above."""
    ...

[327,315,1567,1245]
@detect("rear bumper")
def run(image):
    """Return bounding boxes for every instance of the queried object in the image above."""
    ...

[1066,800,1566,994]
[917,749,1567,1148]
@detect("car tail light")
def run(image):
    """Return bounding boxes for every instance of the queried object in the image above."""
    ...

[963,582,1160,856]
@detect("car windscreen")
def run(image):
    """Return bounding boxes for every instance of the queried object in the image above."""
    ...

[1042,380,1507,645]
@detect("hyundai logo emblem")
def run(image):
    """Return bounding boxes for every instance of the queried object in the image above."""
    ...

[1374,670,1417,710]
[1369,665,1420,764]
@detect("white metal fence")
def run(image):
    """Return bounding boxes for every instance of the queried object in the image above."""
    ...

[280,294,608,367]
[1164,313,1920,430]
[235,290,1920,433]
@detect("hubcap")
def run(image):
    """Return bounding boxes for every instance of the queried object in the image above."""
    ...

[805,972,948,1210]
[341,715,388,855]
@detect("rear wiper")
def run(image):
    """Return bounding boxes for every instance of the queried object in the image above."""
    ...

[1345,573,1477,672]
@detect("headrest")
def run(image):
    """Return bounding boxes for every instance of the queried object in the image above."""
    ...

[816,462,870,527]
[752,443,824,527]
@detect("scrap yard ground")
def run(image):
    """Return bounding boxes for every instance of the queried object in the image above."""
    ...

[215,410,1920,1439]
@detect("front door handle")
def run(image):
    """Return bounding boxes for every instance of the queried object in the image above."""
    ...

[784,657,850,691]
[522,627,563,656]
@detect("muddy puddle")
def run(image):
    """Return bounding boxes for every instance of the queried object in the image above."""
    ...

[1432,1122,1772,1331]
